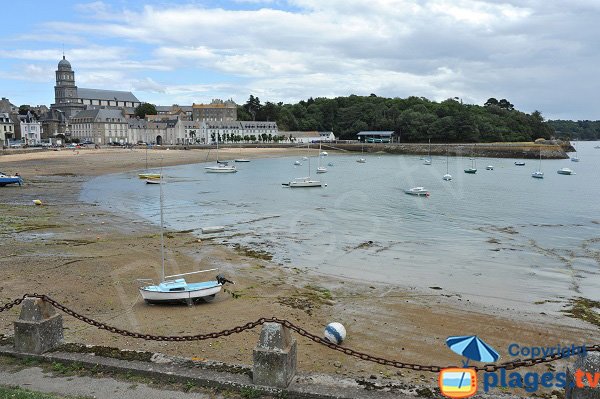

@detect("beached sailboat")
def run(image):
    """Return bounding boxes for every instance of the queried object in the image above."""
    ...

[138,174,233,304]
[442,145,452,181]
[0,172,23,186]
[205,138,237,173]
[532,147,544,179]
[234,145,250,162]
[283,144,326,187]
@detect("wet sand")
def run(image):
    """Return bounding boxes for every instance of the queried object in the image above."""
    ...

[0,147,598,390]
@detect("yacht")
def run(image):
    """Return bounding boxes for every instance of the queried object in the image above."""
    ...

[557,167,575,175]
[405,187,429,196]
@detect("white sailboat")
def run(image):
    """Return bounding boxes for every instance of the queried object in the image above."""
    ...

[138,174,233,304]
[442,144,452,181]
[283,144,326,187]
[316,142,327,173]
[357,142,366,163]
[424,138,432,165]
[532,147,544,179]
[464,145,477,174]
[138,145,161,179]
[205,138,237,173]
[571,140,580,162]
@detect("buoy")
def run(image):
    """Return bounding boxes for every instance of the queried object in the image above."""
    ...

[32,199,42,206]
[324,322,346,344]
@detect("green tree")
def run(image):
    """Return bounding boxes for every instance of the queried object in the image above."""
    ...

[135,103,157,118]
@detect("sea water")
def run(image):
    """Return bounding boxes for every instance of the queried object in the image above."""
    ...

[81,142,600,312]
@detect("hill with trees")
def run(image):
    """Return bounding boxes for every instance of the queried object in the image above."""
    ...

[237,94,555,142]
[546,120,600,140]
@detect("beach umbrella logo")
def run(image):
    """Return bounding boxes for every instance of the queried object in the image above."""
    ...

[439,336,499,398]
[446,335,500,365]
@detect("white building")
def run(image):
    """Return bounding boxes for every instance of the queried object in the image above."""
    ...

[69,109,128,144]
[201,121,279,143]
[19,112,42,145]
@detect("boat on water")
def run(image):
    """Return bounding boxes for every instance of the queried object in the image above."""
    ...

[284,144,325,187]
[423,138,432,165]
[571,140,580,162]
[557,167,575,175]
[594,145,600,149]
[234,159,250,163]
[0,172,23,186]
[514,161,526,166]
[137,174,233,305]
[532,148,544,179]
[320,151,328,156]
[328,162,334,167]
[294,160,302,166]
[139,173,161,179]
[405,187,429,196]
[442,144,452,181]
[486,165,494,170]
[316,142,327,173]
[146,178,161,184]
[464,145,477,173]
[283,177,326,188]
[205,140,237,173]
[357,142,366,163]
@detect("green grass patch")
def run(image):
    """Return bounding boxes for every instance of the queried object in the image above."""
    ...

[564,297,600,327]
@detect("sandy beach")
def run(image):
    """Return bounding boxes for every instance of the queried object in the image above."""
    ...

[1,147,598,390]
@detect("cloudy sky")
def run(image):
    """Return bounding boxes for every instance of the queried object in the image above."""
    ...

[1,0,599,120]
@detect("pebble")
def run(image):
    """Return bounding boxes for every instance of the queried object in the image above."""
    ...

[333,361,342,368]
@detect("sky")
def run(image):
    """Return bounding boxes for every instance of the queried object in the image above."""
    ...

[1,0,599,120]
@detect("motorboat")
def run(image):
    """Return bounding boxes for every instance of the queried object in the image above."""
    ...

[442,174,452,181]
[320,151,328,156]
[514,161,526,166]
[464,168,477,174]
[283,177,326,188]
[486,165,494,170]
[423,159,431,165]
[146,178,161,184]
[405,187,429,196]
[0,172,23,186]
[294,160,302,166]
[571,156,580,162]
[557,167,575,175]
[316,166,327,174]
[234,159,250,162]
[357,158,366,163]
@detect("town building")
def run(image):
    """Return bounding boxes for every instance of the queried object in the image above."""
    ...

[357,131,395,143]
[0,113,14,146]
[69,109,128,144]
[19,112,42,145]
[201,121,279,143]
[192,99,237,122]
[50,56,141,119]
[155,105,193,120]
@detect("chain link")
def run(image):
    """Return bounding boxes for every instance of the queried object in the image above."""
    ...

[1,294,598,373]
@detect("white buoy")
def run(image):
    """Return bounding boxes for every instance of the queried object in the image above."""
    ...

[324,322,346,344]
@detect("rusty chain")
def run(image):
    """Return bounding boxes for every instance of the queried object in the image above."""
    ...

[1,294,598,373]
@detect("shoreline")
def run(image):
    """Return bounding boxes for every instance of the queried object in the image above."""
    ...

[1,148,597,389]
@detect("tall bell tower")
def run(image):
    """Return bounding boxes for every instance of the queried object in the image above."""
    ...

[51,55,85,118]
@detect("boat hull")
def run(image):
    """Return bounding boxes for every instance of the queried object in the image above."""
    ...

[464,169,477,174]
[0,177,23,186]
[140,282,222,303]
[138,173,160,179]
[205,166,237,173]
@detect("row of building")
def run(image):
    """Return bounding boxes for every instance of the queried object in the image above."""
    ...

[1,56,336,147]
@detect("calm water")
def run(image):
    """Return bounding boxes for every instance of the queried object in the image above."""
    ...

[81,142,600,312]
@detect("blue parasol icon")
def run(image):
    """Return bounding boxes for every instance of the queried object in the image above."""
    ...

[446,335,500,366]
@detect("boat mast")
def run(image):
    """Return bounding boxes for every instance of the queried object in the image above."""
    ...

[308,143,311,178]
[159,170,165,283]
[145,145,148,170]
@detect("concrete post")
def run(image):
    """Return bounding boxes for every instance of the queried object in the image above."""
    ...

[566,351,600,399]
[252,322,297,388]
[14,297,63,354]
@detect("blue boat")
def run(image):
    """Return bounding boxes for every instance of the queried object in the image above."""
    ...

[0,172,23,186]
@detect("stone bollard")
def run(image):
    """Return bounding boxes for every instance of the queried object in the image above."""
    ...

[252,322,297,388]
[14,298,63,354]
[566,351,600,399]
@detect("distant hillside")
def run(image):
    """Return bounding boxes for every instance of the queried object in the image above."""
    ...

[546,120,600,140]
[237,94,555,142]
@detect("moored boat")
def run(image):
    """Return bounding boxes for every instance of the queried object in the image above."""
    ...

[405,187,429,196]
[557,167,575,175]
[514,161,526,166]
[0,172,23,187]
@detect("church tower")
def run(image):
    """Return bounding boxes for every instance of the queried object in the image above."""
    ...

[51,56,85,118]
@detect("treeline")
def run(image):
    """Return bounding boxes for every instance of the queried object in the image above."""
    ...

[546,120,600,140]
[237,94,555,142]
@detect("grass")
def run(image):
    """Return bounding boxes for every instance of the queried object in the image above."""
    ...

[0,385,91,399]
[564,297,600,327]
